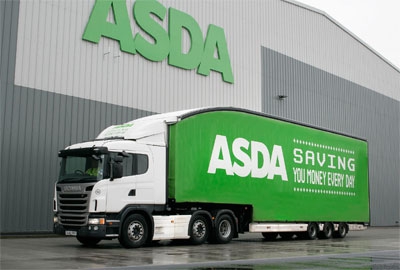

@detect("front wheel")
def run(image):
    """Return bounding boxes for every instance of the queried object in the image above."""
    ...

[213,214,234,244]
[189,215,209,245]
[119,214,148,248]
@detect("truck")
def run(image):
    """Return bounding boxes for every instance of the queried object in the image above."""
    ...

[53,107,370,248]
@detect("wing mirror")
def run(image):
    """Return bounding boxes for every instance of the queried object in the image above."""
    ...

[110,155,123,181]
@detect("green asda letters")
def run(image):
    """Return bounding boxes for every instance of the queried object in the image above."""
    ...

[83,0,234,83]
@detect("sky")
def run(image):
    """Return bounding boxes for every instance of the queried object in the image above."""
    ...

[295,0,400,70]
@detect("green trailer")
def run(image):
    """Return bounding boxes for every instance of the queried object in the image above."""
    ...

[169,109,369,223]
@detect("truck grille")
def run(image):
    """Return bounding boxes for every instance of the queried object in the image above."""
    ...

[57,184,93,226]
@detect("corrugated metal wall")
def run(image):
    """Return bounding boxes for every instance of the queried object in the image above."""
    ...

[1,1,151,233]
[1,0,20,232]
[261,47,400,226]
[1,0,399,233]
[1,87,151,232]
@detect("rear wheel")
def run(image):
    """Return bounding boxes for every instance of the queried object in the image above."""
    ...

[318,222,333,239]
[119,214,148,248]
[213,214,234,244]
[76,236,101,246]
[306,222,318,240]
[333,223,348,238]
[189,215,209,245]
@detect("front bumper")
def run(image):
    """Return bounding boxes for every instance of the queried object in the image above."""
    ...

[54,222,107,238]
[53,215,119,239]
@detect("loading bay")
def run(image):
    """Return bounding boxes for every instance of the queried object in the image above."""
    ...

[1,227,399,269]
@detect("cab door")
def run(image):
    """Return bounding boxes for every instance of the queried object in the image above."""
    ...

[105,151,154,212]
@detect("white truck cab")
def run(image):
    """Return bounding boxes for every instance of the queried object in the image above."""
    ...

[53,110,193,247]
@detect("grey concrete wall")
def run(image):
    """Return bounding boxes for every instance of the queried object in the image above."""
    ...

[261,47,400,226]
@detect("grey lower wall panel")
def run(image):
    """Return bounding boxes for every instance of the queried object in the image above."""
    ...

[261,47,400,226]
[0,85,152,233]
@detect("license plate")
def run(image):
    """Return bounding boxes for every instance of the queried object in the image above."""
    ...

[65,230,77,236]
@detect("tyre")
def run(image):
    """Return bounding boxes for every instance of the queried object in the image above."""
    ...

[262,232,278,241]
[318,222,333,239]
[213,214,234,244]
[119,214,148,248]
[76,236,101,246]
[333,223,348,238]
[189,215,209,245]
[306,222,318,240]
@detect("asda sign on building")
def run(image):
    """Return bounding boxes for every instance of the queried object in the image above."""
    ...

[83,0,234,83]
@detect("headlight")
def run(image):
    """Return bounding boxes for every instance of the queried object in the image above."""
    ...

[88,218,105,225]
[53,216,59,223]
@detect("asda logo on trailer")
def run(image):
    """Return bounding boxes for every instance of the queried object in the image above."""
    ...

[207,135,288,181]
[83,0,234,83]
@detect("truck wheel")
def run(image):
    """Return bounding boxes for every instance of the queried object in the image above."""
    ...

[318,222,333,239]
[214,214,234,244]
[262,232,278,240]
[76,236,101,246]
[306,222,318,240]
[333,223,348,238]
[189,215,209,245]
[119,214,148,248]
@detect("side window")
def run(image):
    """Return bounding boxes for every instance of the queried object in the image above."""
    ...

[134,154,149,175]
[122,153,149,177]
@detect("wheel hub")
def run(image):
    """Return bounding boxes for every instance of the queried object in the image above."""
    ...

[219,220,232,238]
[193,220,206,238]
[128,221,144,241]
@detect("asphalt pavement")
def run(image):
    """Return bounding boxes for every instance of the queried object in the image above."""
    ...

[1,227,399,269]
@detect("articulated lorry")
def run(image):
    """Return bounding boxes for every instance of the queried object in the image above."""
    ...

[53,108,369,248]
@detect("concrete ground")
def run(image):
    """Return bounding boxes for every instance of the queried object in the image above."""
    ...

[1,227,399,269]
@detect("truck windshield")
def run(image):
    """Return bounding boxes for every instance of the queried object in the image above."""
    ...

[58,155,105,183]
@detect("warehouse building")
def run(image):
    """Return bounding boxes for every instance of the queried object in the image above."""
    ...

[1,0,399,233]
